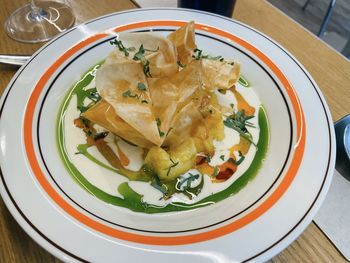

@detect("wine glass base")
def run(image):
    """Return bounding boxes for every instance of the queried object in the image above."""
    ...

[4,1,75,43]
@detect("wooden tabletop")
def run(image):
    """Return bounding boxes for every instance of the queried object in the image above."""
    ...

[0,0,349,262]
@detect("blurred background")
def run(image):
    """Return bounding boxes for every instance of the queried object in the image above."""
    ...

[268,0,349,58]
[136,0,350,59]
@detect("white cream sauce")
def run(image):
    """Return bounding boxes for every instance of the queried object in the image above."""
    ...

[64,82,261,206]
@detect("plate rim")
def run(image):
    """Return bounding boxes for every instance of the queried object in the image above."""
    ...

[0,7,335,262]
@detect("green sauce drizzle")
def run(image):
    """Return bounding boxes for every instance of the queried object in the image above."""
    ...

[57,64,269,213]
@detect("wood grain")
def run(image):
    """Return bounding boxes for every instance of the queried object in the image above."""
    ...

[233,0,350,121]
[0,0,349,262]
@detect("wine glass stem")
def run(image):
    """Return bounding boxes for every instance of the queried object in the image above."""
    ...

[29,0,48,22]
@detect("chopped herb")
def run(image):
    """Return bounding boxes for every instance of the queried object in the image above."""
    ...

[143,60,152,77]
[122,89,138,99]
[110,39,135,56]
[151,182,168,194]
[156,118,161,127]
[192,48,203,60]
[228,151,245,166]
[236,151,245,165]
[208,55,224,61]
[166,157,179,176]
[87,89,101,102]
[218,89,227,94]
[177,60,186,68]
[133,44,145,60]
[238,75,250,87]
[77,105,89,113]
[230,103,234,109]
[84,130,92,136]
[205,154,211,163]
[122,90,132,97]
[180,175,204,199]
[192,48,225,61]
[209,109,213,114]
[223,110,256,145]
[220,155,225,161]
[137,82,147,91]
[176,173,200,190]
[133,44,155,77]
[122,86,148,103]
[80,116,90,127]
[150,176,168,195]
[145,46,159,52]
[93,131,109,141]
[156,118,165,137]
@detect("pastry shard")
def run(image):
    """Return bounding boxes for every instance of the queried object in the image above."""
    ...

[168,21,197,65]
[82,100,155,149]
[201,59,240,90]
[82,22,240,150]
[147,77,178,144]
[95,62,161,146]
[107,32,178,78]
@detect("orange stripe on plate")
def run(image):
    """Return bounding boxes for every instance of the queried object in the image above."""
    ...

[23,21,305,245]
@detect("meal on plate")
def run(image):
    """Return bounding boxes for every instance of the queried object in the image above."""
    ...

[58,22,269,213]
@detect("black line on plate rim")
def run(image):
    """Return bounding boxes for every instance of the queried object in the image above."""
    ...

[0,168,89,262]
[36,30,293,234]
[0,23,90,263]
[243,71,332,263]
[0,9,333,262]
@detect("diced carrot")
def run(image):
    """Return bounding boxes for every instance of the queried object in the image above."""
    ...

[215,161,237,181]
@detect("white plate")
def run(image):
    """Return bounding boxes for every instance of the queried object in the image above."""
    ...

[0,8,335,262]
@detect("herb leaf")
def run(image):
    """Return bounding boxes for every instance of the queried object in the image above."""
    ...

[177,60,186,68]
[156,118,165,137]
[110,39,135,57]
[93,131,109,141]
[137,82,147,91]
[150,175,168,195]
[224,110,256,146]
[192,48,224,61]
[192,48,203,60]
[228,151,245,166]
[133,44,155,77]
[77,105,89,113]
[205,154,211,163]
[220,155,225,161]
[238,75,250,87]
[166,157,179,176]
[176,173,200,190]
[87,89,101,102]
[122,89,138,98]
